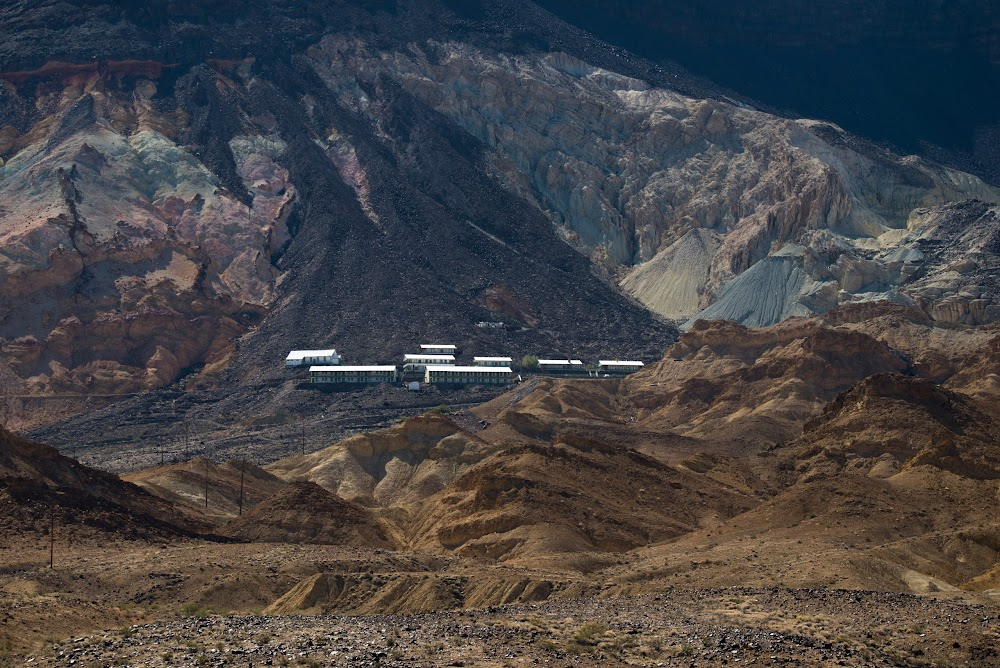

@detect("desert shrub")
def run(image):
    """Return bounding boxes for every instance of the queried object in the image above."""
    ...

[573,622,608,645]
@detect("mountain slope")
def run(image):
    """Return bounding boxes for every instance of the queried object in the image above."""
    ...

[223,480,392,547]
[0,423,210,537]
[0,0,680,409]
[0,0,996,446]
[536,0,1000,184]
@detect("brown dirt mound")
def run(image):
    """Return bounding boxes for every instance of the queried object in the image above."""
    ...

[609,370,1000,595]
[223,481,392,548]
[124,458,285,523]
[624,319,911,452]
[790,373,1000,481]
[266,413,500,507]
[0,425,210,538]
[404,433,756,566]
[266,570,569,615]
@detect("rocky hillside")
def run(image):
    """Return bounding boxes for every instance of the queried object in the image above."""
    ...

[0,423,210,537]
[116,302,1000,591]
[459,306,1000,594]
[537,0,1000,183]
[0,0,675,404]
[222,480,392,547]
[0,0,996,413]
[6,303,1000,664]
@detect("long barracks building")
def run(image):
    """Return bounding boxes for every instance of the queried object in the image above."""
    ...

[424,365,513,385]
[309,365,399,384]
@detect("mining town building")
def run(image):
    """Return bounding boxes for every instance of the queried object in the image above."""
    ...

[286,349,341,368]
[425,365,513,385]
[403,354,456,371]
[598,360,645,375]
[419,344,458,355]
[310,365,398,384]
[473,356,513,367]
[537,359,584,373]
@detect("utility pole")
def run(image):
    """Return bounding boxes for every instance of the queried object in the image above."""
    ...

[49,503,55,569]
[300,425,306,456]
[238,458,247,517]
[183,423,190,461]
[159,441,165,467]
[204,455,210,509]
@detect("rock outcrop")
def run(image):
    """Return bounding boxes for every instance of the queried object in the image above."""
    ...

[0,77,292,393]
[308,37,998,326]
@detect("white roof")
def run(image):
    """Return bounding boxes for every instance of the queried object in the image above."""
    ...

[473,356,513,362]
[598,360,645,366]
[310,365,396,372]
[420,344,457,350]
[404,354,455,361]
[538,359,583,365]
[425,365,512,373]
[286,349,338,360]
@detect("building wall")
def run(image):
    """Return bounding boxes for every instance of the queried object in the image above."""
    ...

[288,354,341,367]
[425,370,512,385]
[310,370,396,383]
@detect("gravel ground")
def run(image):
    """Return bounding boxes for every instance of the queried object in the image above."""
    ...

[23,588,1000,667]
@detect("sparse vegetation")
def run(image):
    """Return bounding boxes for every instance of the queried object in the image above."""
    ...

[180,603,215,618]
[573,621,608,646]
[673,643,695,657]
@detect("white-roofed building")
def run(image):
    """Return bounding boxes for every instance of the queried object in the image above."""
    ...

[537,359,585,373]
[402,354,456,371]
[419,344,457,355]
[473,356,513,367]
[286,349,341,368]
[425,365,513,385]
[597,360,645,376]
[309,365,398,384]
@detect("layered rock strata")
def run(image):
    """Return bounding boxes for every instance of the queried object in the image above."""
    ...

[305,38,998,325]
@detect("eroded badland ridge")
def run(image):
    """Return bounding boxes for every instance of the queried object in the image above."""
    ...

[5,304,1000,665]
[3,1,1000,665]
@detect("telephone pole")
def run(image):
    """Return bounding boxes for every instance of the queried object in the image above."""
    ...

[204,456,210,509]
[238,458,247,517]
[49,503,55,569]
[300,425,306,456]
